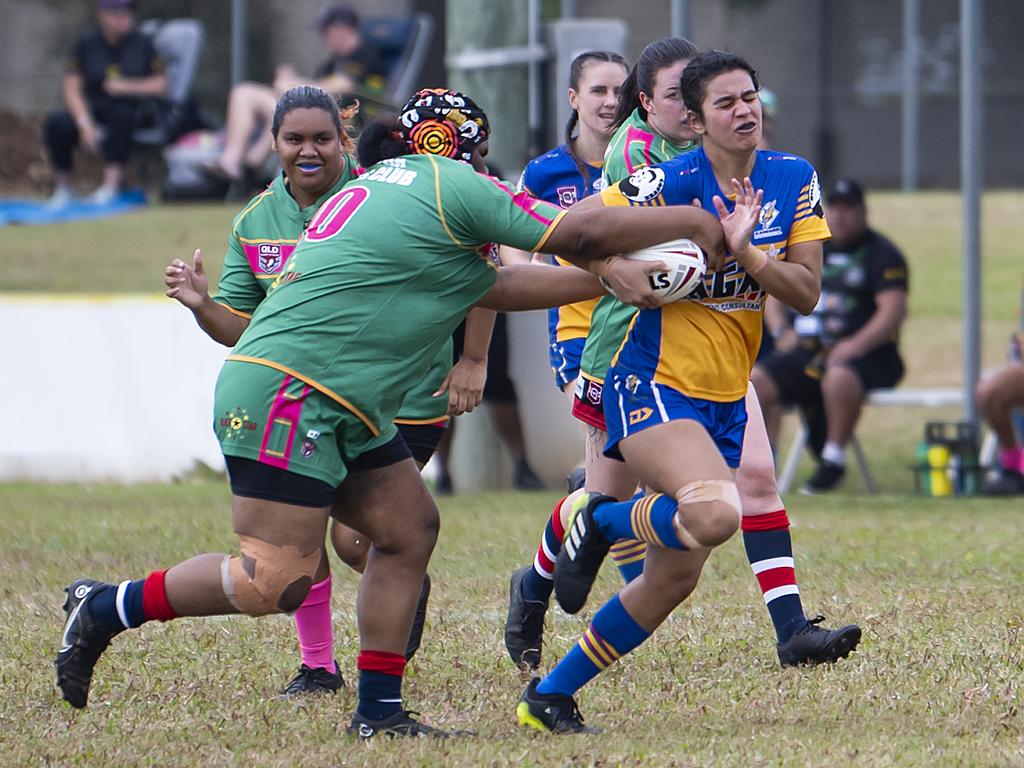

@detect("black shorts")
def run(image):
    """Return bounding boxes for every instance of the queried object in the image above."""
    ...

[759,341,904,407]
[452,312,517,403]
[226,431,413,507]
[395,422,447,465]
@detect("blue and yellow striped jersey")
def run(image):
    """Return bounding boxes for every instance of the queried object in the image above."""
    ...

[601,148,831,401]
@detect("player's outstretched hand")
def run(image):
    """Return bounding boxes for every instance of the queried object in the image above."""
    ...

[596,256,665,309]
[712,177,763,257]
[164,249,210,310]
[434,357,487,416]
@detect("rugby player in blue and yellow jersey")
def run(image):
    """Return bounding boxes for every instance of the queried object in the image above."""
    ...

[519,51,859,734]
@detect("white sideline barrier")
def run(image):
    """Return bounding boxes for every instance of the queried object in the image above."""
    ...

[2,294,228,482]
[2,296,581,487]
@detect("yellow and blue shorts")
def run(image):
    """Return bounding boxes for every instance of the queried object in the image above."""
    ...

[549,336,586,390]
[603,368,747,468]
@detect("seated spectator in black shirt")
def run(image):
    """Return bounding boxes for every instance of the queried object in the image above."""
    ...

[43,0,166,206]
[206,4,385,185]
[751,179,910,493]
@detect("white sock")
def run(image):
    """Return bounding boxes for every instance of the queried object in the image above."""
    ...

[822,441,846,466]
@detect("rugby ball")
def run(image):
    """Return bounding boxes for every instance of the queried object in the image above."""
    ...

[601,238,706,304]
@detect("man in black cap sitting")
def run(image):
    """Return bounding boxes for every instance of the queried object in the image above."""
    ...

[751,178,910,493]
[43,0,167,206]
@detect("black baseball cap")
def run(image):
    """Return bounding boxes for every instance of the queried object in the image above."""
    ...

[98,0,137,9]
[318,5,359,31]
[826,178,865,206]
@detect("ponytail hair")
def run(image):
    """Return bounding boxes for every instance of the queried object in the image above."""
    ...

[356,119,409,168]
[564,50,627,186]
[611,37,699,129]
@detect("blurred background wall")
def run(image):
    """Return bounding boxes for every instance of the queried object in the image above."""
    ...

[1,0,1020,186]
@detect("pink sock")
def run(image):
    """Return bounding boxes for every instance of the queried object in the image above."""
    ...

[998,447,1023,472]
[293,575,336,672]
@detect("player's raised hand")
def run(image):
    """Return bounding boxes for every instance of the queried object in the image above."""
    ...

[712,177,763,256]
[596,256,665,309]
[164,249,210,310]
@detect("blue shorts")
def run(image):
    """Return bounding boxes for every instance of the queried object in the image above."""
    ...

[603,370,747,468]
[548,337,585,390]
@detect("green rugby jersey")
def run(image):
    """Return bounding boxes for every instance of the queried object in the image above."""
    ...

[211,158,452,424]
[214,158,357,318]
[578,108,697,385]
[228,154,564,438]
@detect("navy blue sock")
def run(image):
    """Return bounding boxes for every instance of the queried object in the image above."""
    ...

[520,567,553,603]
[84,579,147,635]
[356,650,405,720]
[591,494,684,549]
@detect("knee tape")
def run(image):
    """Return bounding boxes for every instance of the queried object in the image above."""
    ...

[673,480,742,549]
[221,535,321,616]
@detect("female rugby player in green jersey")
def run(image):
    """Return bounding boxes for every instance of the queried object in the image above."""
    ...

[58,87,725,737]
[504,38,700,672]
[164,86,497,696]
[518,52,857,734]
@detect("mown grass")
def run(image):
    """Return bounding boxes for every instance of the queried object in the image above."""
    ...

[3,191,1021,493]
[1,485,1022,766]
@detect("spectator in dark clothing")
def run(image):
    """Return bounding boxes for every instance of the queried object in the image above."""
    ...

[751,178,910,493]
[206,4,386,184]
[44,0,166,206]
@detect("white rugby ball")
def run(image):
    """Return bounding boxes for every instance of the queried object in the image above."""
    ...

[602,238,706,304]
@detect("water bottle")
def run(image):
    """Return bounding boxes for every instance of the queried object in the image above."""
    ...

[928,444,952,496]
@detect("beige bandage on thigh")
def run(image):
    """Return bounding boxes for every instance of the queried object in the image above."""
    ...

[221,535,321,616]
[673,479,742,549]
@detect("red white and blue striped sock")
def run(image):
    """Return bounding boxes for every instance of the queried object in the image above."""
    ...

[86,569,180,635]
[521,496,568,602]
[742,509,807,643]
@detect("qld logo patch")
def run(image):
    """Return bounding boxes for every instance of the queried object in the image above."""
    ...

[556,186,578,208]
[258,243,283,274]
[620,167,665,204]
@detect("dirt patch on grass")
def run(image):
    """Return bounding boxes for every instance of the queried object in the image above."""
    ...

[0,106,103,197]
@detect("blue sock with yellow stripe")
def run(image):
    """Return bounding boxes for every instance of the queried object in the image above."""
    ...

[592,494,685,550]
[609,539,647,582]
[535,594,651,697]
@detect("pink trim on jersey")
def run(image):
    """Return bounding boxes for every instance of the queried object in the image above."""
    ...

[242,242,295,276]
[623,126,655,174]
[482,175,557,227]
[258,375,311,469]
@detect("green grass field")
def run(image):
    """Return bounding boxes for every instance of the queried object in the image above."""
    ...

[1,486,1022,765]
[3,193,1023,763]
